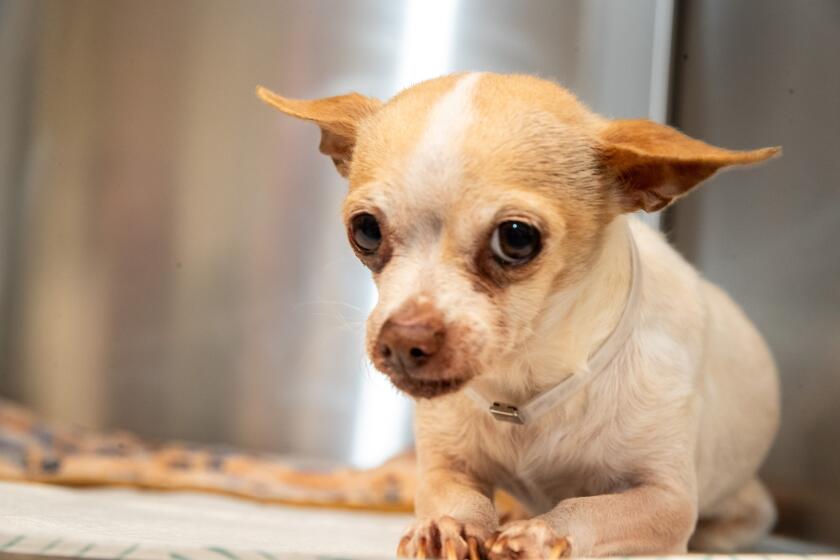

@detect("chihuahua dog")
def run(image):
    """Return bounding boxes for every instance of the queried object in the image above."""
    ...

[258,73,780,559]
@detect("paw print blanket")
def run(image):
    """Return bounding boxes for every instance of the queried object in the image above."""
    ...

[0,397,414,512]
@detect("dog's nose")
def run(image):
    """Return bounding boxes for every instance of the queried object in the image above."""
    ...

[378,321,444,374]
[377,302,446,375]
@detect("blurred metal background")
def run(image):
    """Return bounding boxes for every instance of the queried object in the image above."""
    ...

[0,0,837,546]
[0,0,669,464]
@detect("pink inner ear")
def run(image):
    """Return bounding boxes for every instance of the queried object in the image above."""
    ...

[319,129,355,177]
[634,189,671,213]
[599,120,779,213]
[617,157,722,212]
[257,86,383,179]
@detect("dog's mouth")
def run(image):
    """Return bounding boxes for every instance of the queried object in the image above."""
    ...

[386,373,469,399]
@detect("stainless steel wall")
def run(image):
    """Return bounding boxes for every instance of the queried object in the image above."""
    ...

[669,0,840,545]
[0,0,668,467]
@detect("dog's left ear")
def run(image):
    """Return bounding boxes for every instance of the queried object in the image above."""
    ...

[597,119,780,212]
[256,86,382,177]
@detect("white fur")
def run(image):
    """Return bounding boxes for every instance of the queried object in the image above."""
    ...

[261,72,781,556]
[277,72,780,558]
[410,217,778,556]
[403,73,481,207]
[366,73,498,355]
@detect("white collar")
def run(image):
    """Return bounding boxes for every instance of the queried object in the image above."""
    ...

[464,221,642,425]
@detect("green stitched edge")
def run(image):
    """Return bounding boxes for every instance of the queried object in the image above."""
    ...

[208,546,240,559]
[0,535,25,551]
[40,538,63,553]
[117,543,140,559]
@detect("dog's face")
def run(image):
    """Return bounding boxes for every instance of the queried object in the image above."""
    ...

[258,73,777,399]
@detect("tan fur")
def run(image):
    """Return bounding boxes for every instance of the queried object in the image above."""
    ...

[256,87,381,176]
[599,119,780,212]
[258,72,780,558]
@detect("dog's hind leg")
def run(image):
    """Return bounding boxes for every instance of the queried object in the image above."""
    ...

[690,478,777,552]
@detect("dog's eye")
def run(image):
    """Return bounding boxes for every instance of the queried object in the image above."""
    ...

[491,221,541,264]
[350,213,382,254]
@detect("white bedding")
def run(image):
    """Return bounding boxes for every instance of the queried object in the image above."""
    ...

[0,481,410,559]
[1,481,836,559]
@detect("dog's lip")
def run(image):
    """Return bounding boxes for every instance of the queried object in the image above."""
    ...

[387,373,470,399]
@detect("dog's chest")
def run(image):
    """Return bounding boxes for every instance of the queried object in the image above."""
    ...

[458,398,629,512]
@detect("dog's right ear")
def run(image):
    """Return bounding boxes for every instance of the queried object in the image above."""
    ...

[257,86,382,178]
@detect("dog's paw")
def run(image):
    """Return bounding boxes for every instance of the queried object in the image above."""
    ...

[485,519,570,559]
[397,516,490,560]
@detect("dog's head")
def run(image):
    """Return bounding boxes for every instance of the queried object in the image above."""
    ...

[258,73,778,399]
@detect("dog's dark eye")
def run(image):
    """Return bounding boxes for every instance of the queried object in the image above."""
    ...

[350,213,382,254]
[491,221,541,264]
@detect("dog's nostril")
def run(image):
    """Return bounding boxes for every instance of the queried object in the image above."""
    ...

[377,317,444,375]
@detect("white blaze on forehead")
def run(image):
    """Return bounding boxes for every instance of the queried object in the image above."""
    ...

[374,74,484,321]
[404,73,482,201]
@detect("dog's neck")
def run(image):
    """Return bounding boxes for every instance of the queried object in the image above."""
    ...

[471,215,636,407]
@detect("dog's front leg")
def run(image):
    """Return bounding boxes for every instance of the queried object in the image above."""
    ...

[398,467,498,560]
[487,484,697,558]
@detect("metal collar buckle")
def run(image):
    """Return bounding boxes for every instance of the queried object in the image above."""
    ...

[489,402,524,424]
